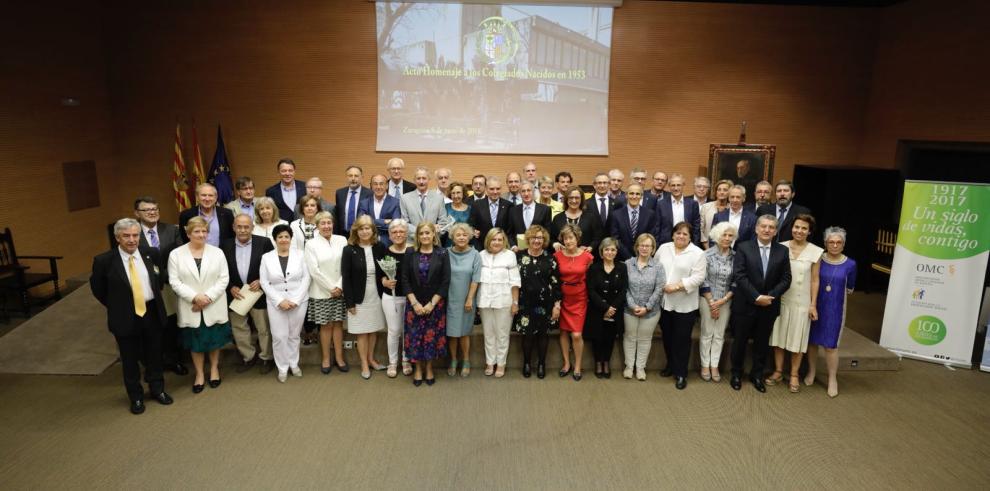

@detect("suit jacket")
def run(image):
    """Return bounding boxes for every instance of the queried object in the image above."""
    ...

[293,198,335,220]
[399,189,448,235]
[642,192,659,210]
[610,190,627,208]
[655,196,701,245]
[265,180,307,222]
[167,244,230,328]
[138,222,183,273]
[178,206,235,243]
[755,203,812,242]
[711,208,758,246]
[335,186,373,235]
[224,198,259,217]
[388,179,416,198]
[400,248,451,305]
[583,194,620,232]
[357,195,401,245]
[90,246,167,337]
[550,211,603,254]
[259,249,310,308]
[468,197,513,250]
[341,243,387,307]
[501,191,523,206]
[221,236,274,310]
[731,240,792,317]
[506,202,552,248]
[609,205,659,261]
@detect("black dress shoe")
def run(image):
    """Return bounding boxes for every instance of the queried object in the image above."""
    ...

[167,362,189,376]
[675,376,687,390]
[192,383,204,394]
[321,365,332,375]
[659,367,673,378]
[730,376,742,391]
[604,370,612,379]
[208,378,222,389]
[235,358,257,373]
[130,399,145,415]
[151,392,173,405]
[425,377,435,386]
[572,372,583,382]
[751,377,767,393]
[559,366,571,378]
[594,370,604,379]
[522,363,532,378]
[413,377,423,387]
[537,364,546,379]
[336,362,350,373]
[259,360,274,375]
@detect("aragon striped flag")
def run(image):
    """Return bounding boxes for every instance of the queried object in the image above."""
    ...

[171,123,193,211]
[190,121,207,187]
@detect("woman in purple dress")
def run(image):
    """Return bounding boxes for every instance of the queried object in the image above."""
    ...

[806,226,857,398]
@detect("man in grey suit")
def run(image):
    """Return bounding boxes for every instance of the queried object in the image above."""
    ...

[133,196,187,376]
[224,176,259,218]
[400,166,448,236]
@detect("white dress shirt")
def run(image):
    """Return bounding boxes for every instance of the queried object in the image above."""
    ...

[477,250,521,309]
[671,197,685,225]
[654,242,706,313]
[118,247,155,301]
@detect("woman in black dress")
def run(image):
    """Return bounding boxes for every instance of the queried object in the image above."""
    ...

[551,187,603,256]
[512,225,561,379]
[585,237,627,378]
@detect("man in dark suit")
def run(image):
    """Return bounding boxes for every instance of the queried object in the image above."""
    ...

[609,185,658,261]
[469,175,512,250]
[358,174,402,246]
[90,218,173,414]
[221,214,275,374]
[711,185,757,247]
[608,168,627,207]
[264,158,307,222]
[469,174,488,202]
[386,157,417,202]
[179,183,235,245]
[744,180,774,214]
[648,170,668,203]
[335,165,373,236]
[584,172,619,233]
[552,171,572,203]
[655,173,701,245]
[133,196,187,375]
[507,181,551,250]
[729,215,792,393]
[755,179,811,242]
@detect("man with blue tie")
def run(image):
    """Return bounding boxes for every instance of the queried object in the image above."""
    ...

[507,181,551,250]
[711,185,757,247]
[469,176,512,250]
[334,165,372,236]
[264,158,307,222]
[729,215,791,393]
[610,185,658,261]
[655,173,701,246]
[358,174,401,245]
[386,157,416,201]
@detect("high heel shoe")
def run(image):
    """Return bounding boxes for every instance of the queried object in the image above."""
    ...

[789,375,800,393]
[536,363,546,379]
[558,365,571,378]
[522,363,532,378]
[192,383,204,394]
[765,370,783,386]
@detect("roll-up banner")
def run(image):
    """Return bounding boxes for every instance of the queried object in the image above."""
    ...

[880,180,990,367]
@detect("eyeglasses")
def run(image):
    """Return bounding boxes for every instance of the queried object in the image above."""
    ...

[306,185,323,189]
[138,207,159,213]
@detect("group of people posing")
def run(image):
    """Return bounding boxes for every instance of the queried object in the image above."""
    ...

[91,157,856,415]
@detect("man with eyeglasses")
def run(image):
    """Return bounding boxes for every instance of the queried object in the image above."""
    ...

[224,176,259,218]
[133,196,188,376]
[294,177,335,219]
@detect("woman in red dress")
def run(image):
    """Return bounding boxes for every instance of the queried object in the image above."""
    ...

[554,224,595,381]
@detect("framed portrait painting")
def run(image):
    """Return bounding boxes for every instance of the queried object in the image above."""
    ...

[708,143,775,203]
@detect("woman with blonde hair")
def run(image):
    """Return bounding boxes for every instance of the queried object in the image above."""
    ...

[623,233,666,381]
[476,227,520,378]
[513,224,561,379]
[253,196,288,246]
[401,222,451,386]
[341,214,387,380]
[304,211,348,374]
[446,221,481,377]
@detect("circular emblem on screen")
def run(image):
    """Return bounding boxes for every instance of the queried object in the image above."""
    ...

[477,16,519,65]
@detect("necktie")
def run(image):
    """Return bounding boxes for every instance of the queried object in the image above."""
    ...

[524,205,533,229]
[490,201,498,227]
[778,206,787,220]
[760,245,769,277]
[599,198,607,226]
[346,190,357,230]
[128,256,146,317]
[393,183,402,201]
[630,208,639,238]
[420,193,426,214]
[148,229,159,249]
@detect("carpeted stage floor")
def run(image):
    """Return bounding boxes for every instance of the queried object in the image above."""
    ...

[1,292,989,489]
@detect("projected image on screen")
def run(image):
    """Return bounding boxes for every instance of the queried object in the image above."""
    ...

[376,2,613,155]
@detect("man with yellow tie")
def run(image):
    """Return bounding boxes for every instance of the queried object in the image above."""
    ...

[91,218,173,414]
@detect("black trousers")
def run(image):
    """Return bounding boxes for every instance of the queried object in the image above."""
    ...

[588,319,620,363]
[662,310,697,378]
[114,305,164,402]
[729,308,776,379]
[160,314,182,364]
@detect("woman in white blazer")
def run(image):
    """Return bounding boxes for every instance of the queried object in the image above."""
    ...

[168,216,231,393]
[304,211,348,374]
[261,224,311,382]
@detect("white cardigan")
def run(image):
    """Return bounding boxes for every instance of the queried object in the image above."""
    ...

[167,244,230,328]
[260,249,311,308]
[304,234,347,299]
[654,242,707,313]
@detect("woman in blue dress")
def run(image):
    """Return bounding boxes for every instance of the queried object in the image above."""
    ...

[443,182,471,247]
[806,226,857,398]
[446,222,480,377]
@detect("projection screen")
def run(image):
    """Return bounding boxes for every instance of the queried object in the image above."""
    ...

[376,2,614,155]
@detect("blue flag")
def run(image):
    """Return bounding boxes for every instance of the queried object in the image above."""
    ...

[208,125,235,204]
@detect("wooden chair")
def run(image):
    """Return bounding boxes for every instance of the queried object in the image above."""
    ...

[0,227,64,320]
[867,227,897,292]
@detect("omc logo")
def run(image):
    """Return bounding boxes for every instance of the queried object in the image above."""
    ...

[915,263,945,275]
[908,315,946,345]
[911,288,925,300]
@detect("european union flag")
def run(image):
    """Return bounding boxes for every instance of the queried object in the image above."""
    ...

[208,125,235,204]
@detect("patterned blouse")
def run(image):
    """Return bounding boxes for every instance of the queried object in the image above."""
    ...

[700,246,735,300]
[624,257,666,319]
